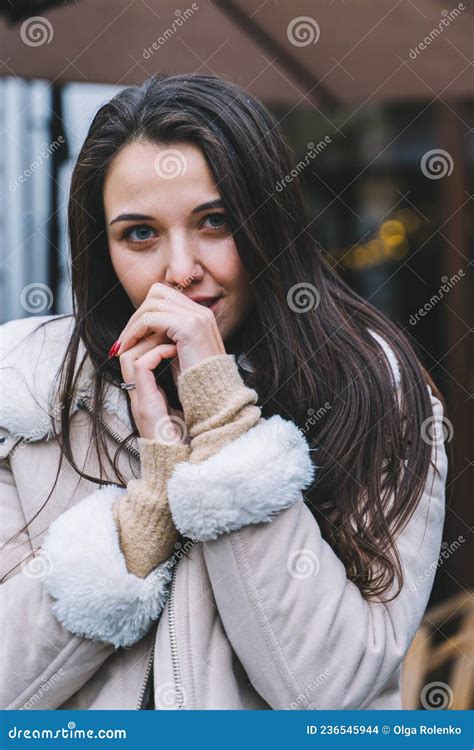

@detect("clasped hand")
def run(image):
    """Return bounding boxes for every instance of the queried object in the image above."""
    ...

[111,283,226,441]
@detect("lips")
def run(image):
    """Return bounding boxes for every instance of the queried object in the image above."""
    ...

[196,296,221,308]
[208,297,221,313]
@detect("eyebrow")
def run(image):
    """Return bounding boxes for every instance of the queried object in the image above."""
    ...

[109,199,225,226]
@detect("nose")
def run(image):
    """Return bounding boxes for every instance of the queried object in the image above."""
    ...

[164,235,204,289]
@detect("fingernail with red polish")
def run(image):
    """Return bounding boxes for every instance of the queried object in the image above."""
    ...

[108,340,121,358]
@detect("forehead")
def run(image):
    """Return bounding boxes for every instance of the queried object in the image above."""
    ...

[103,140,217,217]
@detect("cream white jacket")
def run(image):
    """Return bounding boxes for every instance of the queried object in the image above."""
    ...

[0,314,447,709]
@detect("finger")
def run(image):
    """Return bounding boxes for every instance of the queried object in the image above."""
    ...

[118,284,183,348]
[128,343,178,410]
[117,309,175,356]
[119,308,212,355]
[117,284,197,349]
[119,332,163,385]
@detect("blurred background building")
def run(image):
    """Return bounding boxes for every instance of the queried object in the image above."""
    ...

[0,0,472,709]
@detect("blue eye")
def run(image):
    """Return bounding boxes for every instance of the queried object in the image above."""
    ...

[120,213,228,246]
[122,225,156,243]
[201,213,228,231]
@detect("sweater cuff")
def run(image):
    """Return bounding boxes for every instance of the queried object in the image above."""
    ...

[137,438,191,489]
[177,354,259,437]
[111,440,190,579]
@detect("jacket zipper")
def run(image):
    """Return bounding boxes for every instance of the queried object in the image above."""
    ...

[136,650,154,710]
[80,394,185,709]
[79,394,140,460]
[135,564,183,710]
[81,393,153,709]
[168,562,185,709]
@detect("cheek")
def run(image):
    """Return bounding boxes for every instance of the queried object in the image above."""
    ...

[110,247,156,305]
[209,242,247,288]
[226,249,252,299]
[221,253,254,318]
[109,243,128,280]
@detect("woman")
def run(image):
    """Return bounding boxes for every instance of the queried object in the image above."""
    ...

[0,73,447,710]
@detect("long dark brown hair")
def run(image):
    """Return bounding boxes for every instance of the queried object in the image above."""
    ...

[4,73,444,601]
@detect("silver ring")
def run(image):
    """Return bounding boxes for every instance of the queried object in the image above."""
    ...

[120,381,136,391]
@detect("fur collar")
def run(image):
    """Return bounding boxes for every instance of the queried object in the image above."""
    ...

[0,314,132,441]
[0,314,400,443]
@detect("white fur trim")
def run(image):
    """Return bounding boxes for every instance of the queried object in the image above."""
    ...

[41,485,173,648]
[168,415,315,541]
[0,314,132,441]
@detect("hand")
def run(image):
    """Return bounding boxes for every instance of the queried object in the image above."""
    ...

[115,282,226,376]
[118,333,185,442]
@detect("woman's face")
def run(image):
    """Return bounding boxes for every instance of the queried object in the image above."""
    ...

[104,140,254,342]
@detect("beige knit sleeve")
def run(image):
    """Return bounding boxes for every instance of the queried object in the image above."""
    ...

[112,439,191,578]
[112,353,259,578]
[176,353,262,463]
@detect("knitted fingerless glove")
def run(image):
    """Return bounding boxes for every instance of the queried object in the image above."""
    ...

[176,353,261,463]
[112,439,191,578]
[113,353,261,578]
